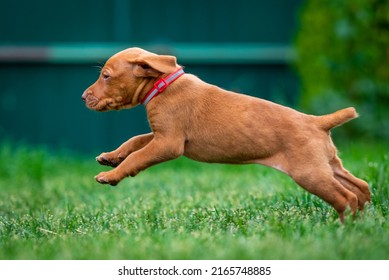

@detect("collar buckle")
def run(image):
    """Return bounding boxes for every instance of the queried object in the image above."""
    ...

[154,79,168,93]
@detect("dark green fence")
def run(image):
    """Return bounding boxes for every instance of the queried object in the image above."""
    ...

[0,0,302,154]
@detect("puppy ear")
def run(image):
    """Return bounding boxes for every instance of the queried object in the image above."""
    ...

[132,54,178,78]
[133,63,161,78]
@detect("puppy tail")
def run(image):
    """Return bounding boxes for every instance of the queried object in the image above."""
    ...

[316,107,358,131]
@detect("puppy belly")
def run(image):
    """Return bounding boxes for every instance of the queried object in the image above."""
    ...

[183,141,273,164]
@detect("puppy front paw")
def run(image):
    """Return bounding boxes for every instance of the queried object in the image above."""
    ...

[96,152,125,167]
[95,171,123,186]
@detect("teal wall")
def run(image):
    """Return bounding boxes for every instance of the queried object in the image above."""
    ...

[1,0,299,43]
[0,0,302,154]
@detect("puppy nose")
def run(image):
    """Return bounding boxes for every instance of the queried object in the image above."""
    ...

[81,91,90,101]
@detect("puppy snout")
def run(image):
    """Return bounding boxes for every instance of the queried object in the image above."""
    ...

[82,90,91,101]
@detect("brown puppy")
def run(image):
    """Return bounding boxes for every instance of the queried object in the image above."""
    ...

[82,47,370,222]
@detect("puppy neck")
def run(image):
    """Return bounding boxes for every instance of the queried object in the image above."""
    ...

[132,78,154,106]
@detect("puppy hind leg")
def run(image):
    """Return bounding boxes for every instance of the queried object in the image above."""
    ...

[291,169,358,223]
[330,156,371,210]
[333,174,370,211]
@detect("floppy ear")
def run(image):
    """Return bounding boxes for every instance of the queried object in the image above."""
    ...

[132,54,178,78]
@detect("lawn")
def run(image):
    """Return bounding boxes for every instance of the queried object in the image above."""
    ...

[0,140,388,259]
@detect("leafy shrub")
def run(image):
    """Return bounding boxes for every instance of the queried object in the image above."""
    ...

[294,0,389,139]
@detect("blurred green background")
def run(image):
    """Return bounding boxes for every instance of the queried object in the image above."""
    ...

[295,0,389,140]
[1,0,388,154]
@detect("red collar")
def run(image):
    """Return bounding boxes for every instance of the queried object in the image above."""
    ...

[141,68,185,106]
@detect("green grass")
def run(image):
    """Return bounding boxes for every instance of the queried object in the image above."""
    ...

[0,140,388,259]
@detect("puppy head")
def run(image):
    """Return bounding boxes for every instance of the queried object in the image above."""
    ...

[82,47,179,111]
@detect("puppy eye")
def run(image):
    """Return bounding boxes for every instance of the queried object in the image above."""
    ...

[102,74,110,80]
[140,64,151,70]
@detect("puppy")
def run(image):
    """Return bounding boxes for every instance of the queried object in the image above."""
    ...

[82,47,370,222]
